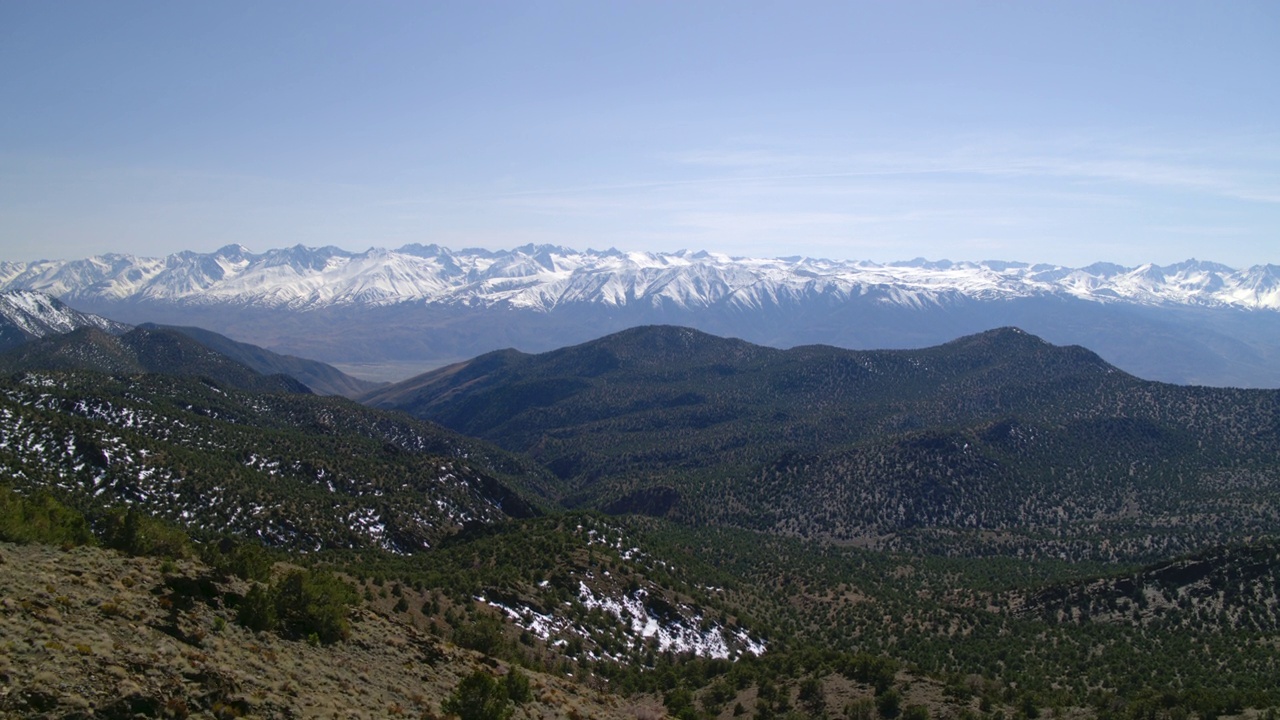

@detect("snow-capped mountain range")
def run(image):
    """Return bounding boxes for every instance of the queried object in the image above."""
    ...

[2,244,1279,388]
[2,244,1278,312]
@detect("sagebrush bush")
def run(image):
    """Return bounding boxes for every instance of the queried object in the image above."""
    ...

[504,668,531,704]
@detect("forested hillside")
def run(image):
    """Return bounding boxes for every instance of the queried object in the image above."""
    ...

[364,326,1280,562]
[0,326,311,395]
[0,368,551,551]
[3,324,1279,718]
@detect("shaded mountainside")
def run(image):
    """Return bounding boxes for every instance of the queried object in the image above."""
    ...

[0,326,311,395]
[0,369,554,552]
[365,325,1280,561]
[137,323,384,398]
[0,288,382,398]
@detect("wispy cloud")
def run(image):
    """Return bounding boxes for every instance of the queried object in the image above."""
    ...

[406,131,1276,266]
[466,139,1278,221]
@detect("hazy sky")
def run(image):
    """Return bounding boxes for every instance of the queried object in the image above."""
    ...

[2,1,1277,267]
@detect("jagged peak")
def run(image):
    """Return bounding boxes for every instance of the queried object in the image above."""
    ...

[1162,258,1235,275]
[889,257,956,270]
[395,243,447,258]
[1080,261,1131,276]
[213,243,253,258]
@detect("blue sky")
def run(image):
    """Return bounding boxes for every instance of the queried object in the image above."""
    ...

[2,1,1277,267]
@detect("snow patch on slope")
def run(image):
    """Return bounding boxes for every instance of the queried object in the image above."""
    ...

[0,290,130,338]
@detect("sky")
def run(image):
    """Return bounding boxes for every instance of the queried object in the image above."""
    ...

[1,1,1277,268]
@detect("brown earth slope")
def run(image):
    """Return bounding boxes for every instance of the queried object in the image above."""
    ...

[0,542,662,719]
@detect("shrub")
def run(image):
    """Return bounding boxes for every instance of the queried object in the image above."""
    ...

[838,654,899,696]
[442,670,513,720]
[454,614,507,656]
[99,507,192,559]
[237,583,277,633]
[799,676,825,716]
[876,689,901,719]
[234,568,356,643]
[0,485,94,546]
[847,698,876,720]
[902,704,930,720]
[504,667,531,704]
[273,569,357,644]
[204,537,272,582]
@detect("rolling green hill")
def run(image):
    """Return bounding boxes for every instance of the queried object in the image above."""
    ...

[363,325,1280,562]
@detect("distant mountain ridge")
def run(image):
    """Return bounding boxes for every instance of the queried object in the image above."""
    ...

[4,245,1279,387]
[3,244,1277,311]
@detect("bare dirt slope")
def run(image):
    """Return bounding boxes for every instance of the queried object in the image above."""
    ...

[0,542,660,719]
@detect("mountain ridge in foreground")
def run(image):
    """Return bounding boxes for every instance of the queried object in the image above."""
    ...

[4,322,1280,716]
[0,290,382,397]
[0,326,313,395]
[366,324,1280,562]
[136,322,385,398]
[0,289,130,352]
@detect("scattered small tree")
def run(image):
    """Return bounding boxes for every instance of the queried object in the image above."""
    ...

[234,568,355,644]
[504,667,531,704]
[876,688,901,719]
[273,568,357,643]
[799,676,825,717]
[443,670,512,720]
[237,583,277,633]
[902,704,929,720]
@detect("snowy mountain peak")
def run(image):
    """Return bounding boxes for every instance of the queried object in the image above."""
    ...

[0,290,131,350]
[0,246,1276,313]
